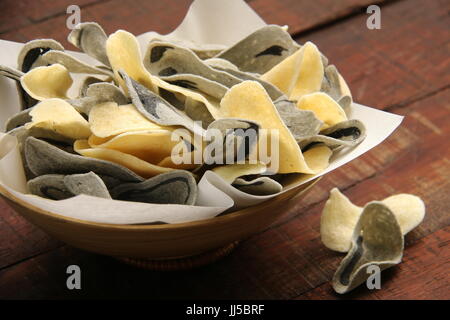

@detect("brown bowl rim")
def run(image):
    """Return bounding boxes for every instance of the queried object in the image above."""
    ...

[0,177,320,231]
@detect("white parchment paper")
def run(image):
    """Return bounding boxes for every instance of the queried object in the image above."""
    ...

[0,0,403,224]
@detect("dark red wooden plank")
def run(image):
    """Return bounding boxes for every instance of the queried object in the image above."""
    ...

[0,0,193,49]
[250,0,392,35]
[0,1,29,34]
[0,198,61,270]
[295,0,450,110]
[0,0,391,49]
[0,0,104,34]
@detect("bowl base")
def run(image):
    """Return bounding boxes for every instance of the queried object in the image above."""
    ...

[115,241,239,270]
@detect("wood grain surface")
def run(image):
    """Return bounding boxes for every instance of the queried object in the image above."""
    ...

[0,0,448,299]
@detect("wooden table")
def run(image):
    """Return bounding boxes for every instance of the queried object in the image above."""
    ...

[0,0,448,300]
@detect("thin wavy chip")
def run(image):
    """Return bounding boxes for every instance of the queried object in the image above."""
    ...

[321,65,342,101]
[18,39,65,73]
[232,176,282,196]
[41,50,113,76]
[86,82,127,102]
[156,154,200,170]
[144,42,242,89]
[299,119,366,150]
[212,163,267,184]
[260,44,303,94]
[192,48,224,60]
[204,58,239,71]
[110,170,197,205]
[120,70,204,136]
[321,189,426,253]
[9,125,74,148]
[338,96,352,115]
[289,43,324,101]
[87,129,180,165]
[24,137,143,189]
[338,71,352,98]
[68,22,110,67]
[161,73,228,100]
[274,99,322,140]
[220,81,314,174]
[0,64,23,81]
[338,74,352,114]
[64,172,111,199]
[297,92,347,129]
[216,25,299,74]
[184,97,215,127]
[302,144,332,173]
[69,82,129,115]
[21,64,73,101]
[106,30,222,119]
[25,98,91,140]
[106,30,158,92]
[5,108,32,132]
[381,194,426,235]
[321,65,353,115]
[79,76,103,97]
[320,188,363,253]
[16,39,65,109]
[215,67,284,101]
[28,174,74,200]
[145,33,226,60]
[28,172,111,200]
[261,42,324,100]
[8,125,73,181]
[74,139,174,179]
[332,202,404,294]
[205,118,260,164]
[88,102,169,138]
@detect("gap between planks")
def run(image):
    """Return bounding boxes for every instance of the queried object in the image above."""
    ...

[0,244,65,272]
[291,0,404,40]
[0,0,395,41]
[0,0,109,35]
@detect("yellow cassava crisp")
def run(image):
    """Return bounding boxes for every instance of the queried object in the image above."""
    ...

[212,163,267,184]
[261,42,323,100]
[74,140,174,178]
[26,98,91,140]
[297,92,347,129]
[321,188,426,252]
[21,64,73,100]
[220,81,314,174]
[89,102,167,138]
[87,129,198,170]
[302,145,333,174]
